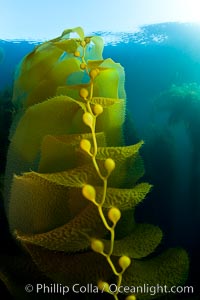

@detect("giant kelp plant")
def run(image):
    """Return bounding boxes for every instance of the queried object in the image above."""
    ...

[155,82,200,211]
[1,27,189,299]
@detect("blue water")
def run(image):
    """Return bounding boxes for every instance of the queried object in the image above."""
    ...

[0,22,200,296]
[0,40,38,89]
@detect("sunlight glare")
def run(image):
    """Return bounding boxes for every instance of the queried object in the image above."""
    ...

[180,0,200,23]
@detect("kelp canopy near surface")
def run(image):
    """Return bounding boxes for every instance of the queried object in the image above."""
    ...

[1,27,189,300]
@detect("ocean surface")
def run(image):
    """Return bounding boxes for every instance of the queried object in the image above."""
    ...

[0,22,200,298]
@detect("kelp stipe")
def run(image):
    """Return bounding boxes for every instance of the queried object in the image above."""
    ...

[77,44,134,299]
[1,27,189,299]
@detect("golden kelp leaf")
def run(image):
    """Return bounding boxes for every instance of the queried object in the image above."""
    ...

[8,173,73,234]
[85,36,104,61]
[115,209,136,238]
[123,248,189,299]
[39,134,79,172]
[88,57,126,99]
[99,58,122,69]
[56,82,90,100]
[54,39,78,53]
[71,26,85,40]
[61,27,85,40]
[97,58,126,99]
[103,224,162,258]
[56,85,80,99]
[20,57,82,108]
[21,57,81,108]
[91,96,124,107]
[14,47,81,109]
[16,203,107,252]
[87,59,104,70]
[94,142,145,187]
[23,243,112,286]
[10,96,88,163]
[37,157,142,191]
[35,164,102,188]
[82,96,126,146]
[96,183,152,210]
[31,166,88,188]
[126,153,145,187]
[96,141,144,161]
[93,68,119,99]
[38,132,106,173]
[12,44,64,108]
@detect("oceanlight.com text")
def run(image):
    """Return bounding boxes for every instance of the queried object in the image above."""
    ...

[106,283,194,296]
[25,283,194,296]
